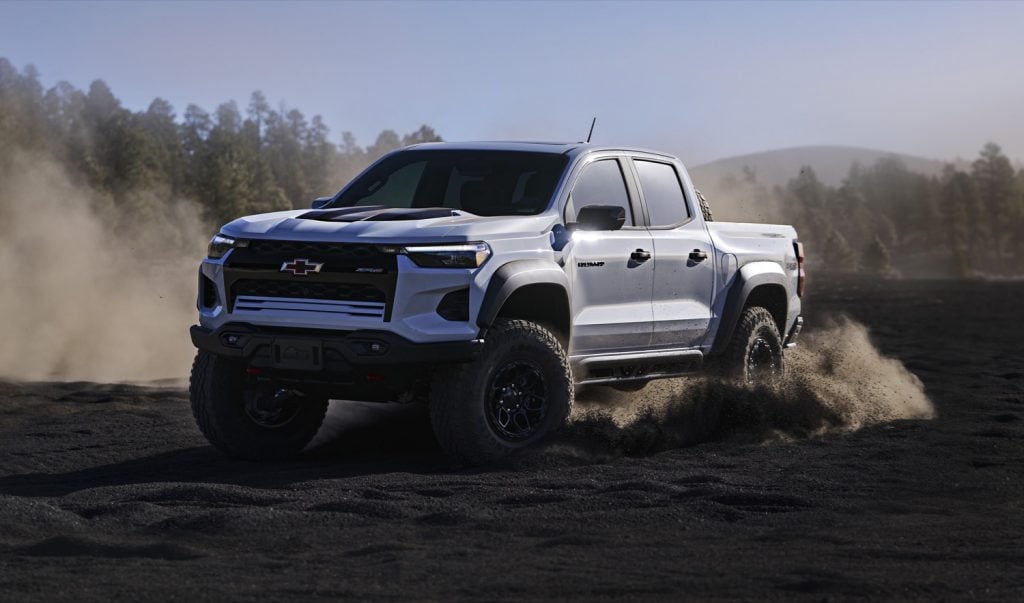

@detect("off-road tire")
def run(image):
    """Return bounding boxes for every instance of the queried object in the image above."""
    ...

[189,350,328,460]
[720,306,785,385]
[430,319,573,466]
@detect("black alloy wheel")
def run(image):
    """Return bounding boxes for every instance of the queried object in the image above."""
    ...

[746,335,781,384]
[487,360,548,441]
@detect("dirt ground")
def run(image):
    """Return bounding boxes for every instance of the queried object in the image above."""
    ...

[1,275,1022,601]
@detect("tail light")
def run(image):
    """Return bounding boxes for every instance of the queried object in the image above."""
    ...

[794,241,805,297]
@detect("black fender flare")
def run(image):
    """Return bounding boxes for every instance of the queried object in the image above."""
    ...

[476,260,570,329]
[709,266,789,356]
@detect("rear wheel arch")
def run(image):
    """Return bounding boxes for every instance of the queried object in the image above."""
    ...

[743,284,788,335]
[710,265,790,356]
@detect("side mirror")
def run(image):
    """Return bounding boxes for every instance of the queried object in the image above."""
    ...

[311,197,332,209]
[574,205,626,231]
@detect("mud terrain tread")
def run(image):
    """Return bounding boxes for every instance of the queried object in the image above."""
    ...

[189,350,327,460]
[430,319,573,466]
[721,306,784,382]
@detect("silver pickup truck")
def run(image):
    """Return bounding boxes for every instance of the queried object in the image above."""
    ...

[189,141,805,465]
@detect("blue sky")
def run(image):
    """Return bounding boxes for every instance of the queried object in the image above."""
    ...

[1,0,1021,164]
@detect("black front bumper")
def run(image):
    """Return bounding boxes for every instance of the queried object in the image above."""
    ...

[190,323,483,372]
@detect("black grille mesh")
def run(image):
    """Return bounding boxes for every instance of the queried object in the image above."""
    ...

[245,240,380,259]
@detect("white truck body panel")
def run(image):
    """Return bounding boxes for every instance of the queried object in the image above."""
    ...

[196,142,802,369]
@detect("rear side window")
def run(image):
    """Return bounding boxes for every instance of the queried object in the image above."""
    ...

[634,160,689,226]
[570,159,633,226]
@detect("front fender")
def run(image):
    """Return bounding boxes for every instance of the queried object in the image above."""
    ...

[476,260,570,328]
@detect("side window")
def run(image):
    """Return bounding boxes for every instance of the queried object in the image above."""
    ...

[634,160,689,226]
[569,159,633,226]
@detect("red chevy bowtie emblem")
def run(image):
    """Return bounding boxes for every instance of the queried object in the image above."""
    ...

[280,258,324,276]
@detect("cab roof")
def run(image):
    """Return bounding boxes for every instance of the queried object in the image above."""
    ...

[405,141,677,160]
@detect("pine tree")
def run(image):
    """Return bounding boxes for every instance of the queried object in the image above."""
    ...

[824,228,859,272]
[861,235,892,275]
[971,142,1019,259]
[402,125,442,146]
[367,130,402,159]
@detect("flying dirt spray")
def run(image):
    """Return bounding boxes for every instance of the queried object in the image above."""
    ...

[564,316,934,456]
[0,152,206,382]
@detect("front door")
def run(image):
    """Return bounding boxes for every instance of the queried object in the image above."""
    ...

[564,157,654,356]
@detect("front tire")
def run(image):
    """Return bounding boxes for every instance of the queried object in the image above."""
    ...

[430,319,573,465]
[720,306,785,385]
[189,351,328,460]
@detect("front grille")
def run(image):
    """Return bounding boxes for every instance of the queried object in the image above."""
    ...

[231,279,386,305]
[229,239,396,274]
[246,240,380,259]
[233,297,387,319]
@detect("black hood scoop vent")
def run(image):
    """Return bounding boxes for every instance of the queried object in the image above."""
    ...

[298,206,459,222]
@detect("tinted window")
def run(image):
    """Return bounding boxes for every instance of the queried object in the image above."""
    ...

[635,160,689,226]
[570,159,633,226]
[354,161,425,207]
[332,150,568,216]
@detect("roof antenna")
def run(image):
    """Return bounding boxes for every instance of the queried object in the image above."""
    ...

[586,117,596,143]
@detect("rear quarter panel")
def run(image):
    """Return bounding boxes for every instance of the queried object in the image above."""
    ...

[703,222,802,350]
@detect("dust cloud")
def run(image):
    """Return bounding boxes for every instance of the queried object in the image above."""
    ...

[565,316,934,457]
[0,152,206,382]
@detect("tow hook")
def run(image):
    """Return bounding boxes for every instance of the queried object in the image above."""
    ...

[256,389,305,411]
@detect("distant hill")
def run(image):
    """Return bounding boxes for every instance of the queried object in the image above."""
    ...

[690,145,959,189]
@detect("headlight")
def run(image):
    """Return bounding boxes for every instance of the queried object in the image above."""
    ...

[401,242,491,269]
[207,234,247,259]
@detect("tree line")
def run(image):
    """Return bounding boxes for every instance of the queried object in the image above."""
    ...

[0,58,440,225]
[3,57,1021,276]
[713,144,1024,277]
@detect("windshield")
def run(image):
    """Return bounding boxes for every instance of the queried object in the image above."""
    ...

[330,150,568,216]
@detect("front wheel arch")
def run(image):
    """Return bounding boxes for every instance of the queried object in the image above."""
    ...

[476,260,570,335]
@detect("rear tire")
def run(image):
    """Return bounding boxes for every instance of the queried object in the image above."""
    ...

[189,351,328,460]
[430,319,573,465]
[720,306,785,385]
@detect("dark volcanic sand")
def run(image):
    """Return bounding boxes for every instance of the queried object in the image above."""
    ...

[1,276,1022,601]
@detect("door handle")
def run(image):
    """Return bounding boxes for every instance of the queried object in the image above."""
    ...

[689,249,708,261]
[630,249,652,262]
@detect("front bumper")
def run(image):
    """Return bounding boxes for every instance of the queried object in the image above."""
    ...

[198,253,482,345]
[190,323,483,372]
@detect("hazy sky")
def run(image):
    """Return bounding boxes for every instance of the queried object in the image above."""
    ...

[1,0,1021,165]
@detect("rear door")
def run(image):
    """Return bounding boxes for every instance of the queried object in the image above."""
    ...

[564,154,654,356]
[629,156,716,348]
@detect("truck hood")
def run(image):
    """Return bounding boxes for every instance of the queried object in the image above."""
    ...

[219,206,556,243]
